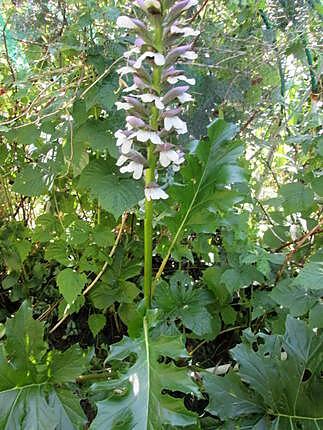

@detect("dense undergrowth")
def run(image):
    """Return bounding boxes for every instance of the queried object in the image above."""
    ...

[0,0,322,429]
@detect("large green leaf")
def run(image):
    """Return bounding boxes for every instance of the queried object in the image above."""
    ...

[154,274,220,339]
[270,279,322,316]
[0,302,87,429]
[279,182,315,215]
[292,261,323,290]
[79,159,144,219]
[74,119,116,156]
[166,119,245,235]
[12,165,52,196]
[205,317,323,429]
[90,320,199,429]
[0,385,86,430]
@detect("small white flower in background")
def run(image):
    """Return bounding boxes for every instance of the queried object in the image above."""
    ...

[114,0,198,200]
[145,183,169,201]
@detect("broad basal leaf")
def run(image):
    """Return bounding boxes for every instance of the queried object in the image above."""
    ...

[205,317,323,429]
[90,321,199,430]
[155,276,220,339]
[0,302,87,430]
[79,159,144,219]
[0,385,86,430]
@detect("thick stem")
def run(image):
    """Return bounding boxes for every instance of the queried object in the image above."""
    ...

[143,16,163,310]
[144,150,155,309]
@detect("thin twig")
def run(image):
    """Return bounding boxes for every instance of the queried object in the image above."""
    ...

[80,56,123,99]
[2,17,16,83]
[276,220,323,281]
[190,0,210,22]
[48,213,128,334]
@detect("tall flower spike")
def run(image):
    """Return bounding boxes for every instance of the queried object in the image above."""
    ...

[115,0,198,198]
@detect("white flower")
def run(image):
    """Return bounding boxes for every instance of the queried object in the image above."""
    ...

[157,144,185,167]
[135,130,162,144]
[137,0,161,11]
[123,47,140,59]
[116,16,138,29]
[181,50,198,61]
[116,152,146,179]
[115,102,132,111]
[183,0,198,10]
[145,183,169,201]
[134,94,164,110]
[115,130,133,153]
[117,66,135,76]
[170,25,200,37]
[123,84,139,93]
[164,116,187,134]
[167,75,196,85]
[159,149,179,167]
[120,161,144,179]
[134,51,165,69]
[178,92,194,103]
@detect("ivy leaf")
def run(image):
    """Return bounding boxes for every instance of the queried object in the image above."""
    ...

[279,182,314,215]
[45,240,76,266]
[13,165,51,196]
[309,303,323,329]
[50,345,87,383]
[89,324,199,429]
[270,279,321,316]
[88,314,106,337]
[89,280,140,310]
[292,261,323,290]
[74,119,117,156]
[56,269,87,305]
[79,159,144,219]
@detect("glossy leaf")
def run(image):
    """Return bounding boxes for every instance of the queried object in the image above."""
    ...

[90,322,199,429]
[205,317,323,428]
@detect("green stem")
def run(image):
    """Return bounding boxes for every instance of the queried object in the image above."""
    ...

[144,154,155,309]
[143,16,163,310]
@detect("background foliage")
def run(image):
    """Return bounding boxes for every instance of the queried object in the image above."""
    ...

[0,0,322,428]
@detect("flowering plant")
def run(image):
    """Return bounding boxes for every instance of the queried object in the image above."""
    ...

[115,0,199,307]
